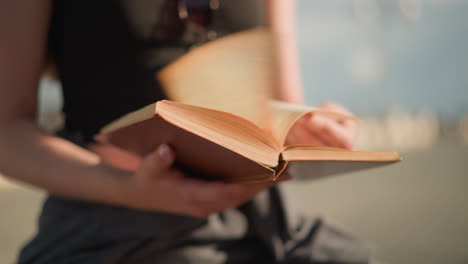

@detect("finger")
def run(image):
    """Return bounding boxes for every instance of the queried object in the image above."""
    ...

[88,143,143,171]
[176,180,234,217]
[185,179,272,203]
[180,178,273,216]
[320,102,354,116]
[142,144,175,174]
[287,122,329,147]
[309,116,352,148]
[219,181,275,206]
[319,106,358,141]
[197,183,272,215]
[319,103,358,127]
[306,115,355,149]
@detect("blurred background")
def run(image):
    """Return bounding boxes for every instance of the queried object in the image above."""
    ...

[1,0,467,263]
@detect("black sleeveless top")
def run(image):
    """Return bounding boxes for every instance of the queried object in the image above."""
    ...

[48,0,265,142]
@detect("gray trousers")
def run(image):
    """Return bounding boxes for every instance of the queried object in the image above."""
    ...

[18,186,371,264]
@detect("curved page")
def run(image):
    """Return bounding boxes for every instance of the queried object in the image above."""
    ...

[157,100,280,167]
[158,28,274,128]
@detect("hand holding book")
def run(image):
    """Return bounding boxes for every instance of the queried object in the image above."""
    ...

[286,103,357,149]
[113,143,277,217]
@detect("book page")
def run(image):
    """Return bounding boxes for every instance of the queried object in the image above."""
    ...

[158,28,274,128]
[157,100,281,167]
[282,146,401,162]
[98,103,157,135]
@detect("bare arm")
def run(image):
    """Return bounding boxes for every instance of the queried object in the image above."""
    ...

[0,0,275,217]
[266,0,304,104]
[0,0,132,204]
[265,0,357,149]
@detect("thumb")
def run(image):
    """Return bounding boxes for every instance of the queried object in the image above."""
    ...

[142,144,175,173]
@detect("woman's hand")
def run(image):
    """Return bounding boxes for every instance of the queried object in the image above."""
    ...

[118,144,276,218]
[285,103,357,149]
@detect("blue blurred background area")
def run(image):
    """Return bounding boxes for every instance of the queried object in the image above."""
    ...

[298,0,468,121]
[1,1,467,264]
[295,0,468,156]
[291,1,468,264]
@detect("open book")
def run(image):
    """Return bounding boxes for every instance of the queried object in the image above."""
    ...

[96,100,400,183]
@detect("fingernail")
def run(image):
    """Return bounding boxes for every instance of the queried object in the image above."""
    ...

[157,144,172,163]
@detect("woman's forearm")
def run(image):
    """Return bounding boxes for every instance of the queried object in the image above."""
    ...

[0,0,130,206]
[0,119,130,205]
[266,0,304,103]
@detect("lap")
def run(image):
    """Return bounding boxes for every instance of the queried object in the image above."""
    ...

[18,186,371,264]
